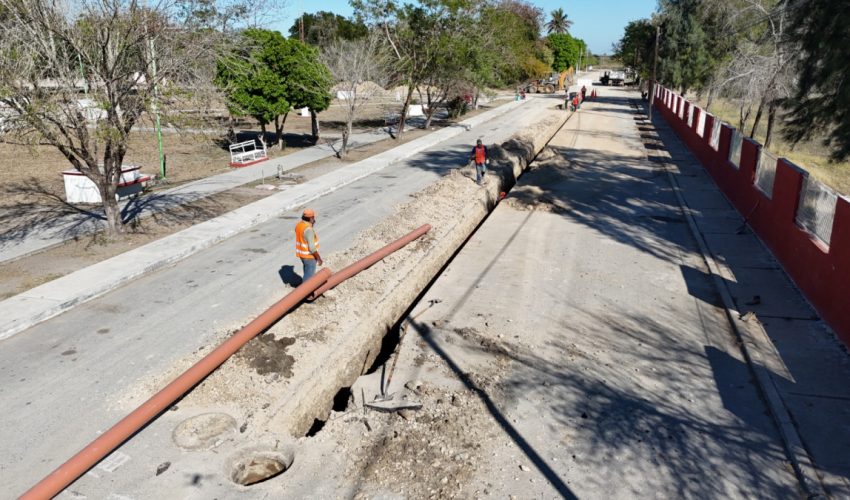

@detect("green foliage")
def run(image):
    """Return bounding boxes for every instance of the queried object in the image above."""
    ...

[280,41,333,113]
[214,29,332,128]
[547,33,584,72]
[783,0,850,161]
[656,0,730,94]
[545,7,572,34]
[478,0,549,84]
[615,19,655,77]
[288,11,368,47]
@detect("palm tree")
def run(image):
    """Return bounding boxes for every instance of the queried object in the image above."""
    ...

[546,8,573,34]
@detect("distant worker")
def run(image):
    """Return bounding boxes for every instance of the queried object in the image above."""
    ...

[470,139,489,185]
[295,208,323,282]
[581,85,587,101]
[572,94,580,111]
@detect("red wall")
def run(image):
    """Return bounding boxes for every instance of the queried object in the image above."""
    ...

[653,86,850,345]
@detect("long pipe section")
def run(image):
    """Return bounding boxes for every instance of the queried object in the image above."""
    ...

[308,224,432,300]
[21,269,332,500]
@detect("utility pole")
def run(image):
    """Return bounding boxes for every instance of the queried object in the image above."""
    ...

[649,24,660,121]
[142,1,165,179]
[148,23,165,179]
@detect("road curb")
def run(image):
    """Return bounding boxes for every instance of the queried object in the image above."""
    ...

[0,99,528,342]
[635,100,827,499]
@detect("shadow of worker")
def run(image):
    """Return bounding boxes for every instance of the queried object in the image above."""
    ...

[278,264,302,287]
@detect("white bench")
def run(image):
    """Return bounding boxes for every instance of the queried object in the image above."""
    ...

[229,139,268,167]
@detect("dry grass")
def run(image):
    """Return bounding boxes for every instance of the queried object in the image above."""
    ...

[692,96,850,196]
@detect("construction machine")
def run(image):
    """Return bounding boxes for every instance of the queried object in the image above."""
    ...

[523,69,573,94]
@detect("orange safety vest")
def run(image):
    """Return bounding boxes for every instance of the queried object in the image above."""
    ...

[295,220,320,259]
[474,144,486,164]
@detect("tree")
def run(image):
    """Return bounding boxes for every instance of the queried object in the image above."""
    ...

[545,8,573,34]
[783,0,850,161]
[176,0,284,31]
[656,0,729,95]
[615,19,655,78]
[216,30,332,147]
[288,11,368,47]
[279,41,333,141]
[322,33,390,157]
[547,33,581,72]
[0,0,221,235]
[478,1,550,84]
[354,0,475,139]
[215,29,292,147]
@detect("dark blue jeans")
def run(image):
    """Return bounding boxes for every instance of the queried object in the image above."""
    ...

[301,258,317,282]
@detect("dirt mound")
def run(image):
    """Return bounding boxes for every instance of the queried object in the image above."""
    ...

[503,146,573,214]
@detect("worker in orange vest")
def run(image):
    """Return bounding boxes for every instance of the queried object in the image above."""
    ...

[295,208,323,281]
[469,139,489,185]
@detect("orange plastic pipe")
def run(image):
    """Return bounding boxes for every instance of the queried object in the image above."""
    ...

[21,268,332,500]
[308,224,432,300]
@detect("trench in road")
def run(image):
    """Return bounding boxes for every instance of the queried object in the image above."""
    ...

[299,105,581,440]
[0,97,562,492]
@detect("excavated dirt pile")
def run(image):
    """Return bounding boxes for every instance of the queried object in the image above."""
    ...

[503,146,574,214]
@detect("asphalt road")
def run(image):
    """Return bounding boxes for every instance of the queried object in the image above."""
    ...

[0,95,558,494]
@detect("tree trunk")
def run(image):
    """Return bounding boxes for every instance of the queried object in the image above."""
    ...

[274,116,281,148]
[227,115,237,143]
[738,100,751,133]
[423,108,435,129]
[705,86,715,112]
[97,160,123,235]
[310,110,320,140]
[764,102,777,149]
[750,96,766,139]
[396,82,415,139]
[340,121,351,159]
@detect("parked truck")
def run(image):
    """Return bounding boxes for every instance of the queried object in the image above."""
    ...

[600,70,625,86]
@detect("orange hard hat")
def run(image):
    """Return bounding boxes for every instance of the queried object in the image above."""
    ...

[302,208,316,218]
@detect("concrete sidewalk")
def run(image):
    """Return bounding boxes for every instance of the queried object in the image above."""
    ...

[0,128,390,264]
[0,98,528,341]
[647,101,850,498]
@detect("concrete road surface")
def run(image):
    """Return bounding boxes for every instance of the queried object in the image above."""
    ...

[353,86,802,498]
[0,95,558,495]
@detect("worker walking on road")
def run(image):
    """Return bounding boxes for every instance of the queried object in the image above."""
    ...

[470,139,489,185]
[295,208,323,282]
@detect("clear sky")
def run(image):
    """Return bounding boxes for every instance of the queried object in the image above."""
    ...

[271,0,657,54]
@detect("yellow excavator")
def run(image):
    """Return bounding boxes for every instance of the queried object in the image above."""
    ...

[524,68,573,94]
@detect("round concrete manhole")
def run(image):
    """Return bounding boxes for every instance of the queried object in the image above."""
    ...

[172,412,238,450]
[227,447,294,486]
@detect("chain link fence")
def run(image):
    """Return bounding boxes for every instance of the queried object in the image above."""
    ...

[755,148,778,198]
[796,174,838,246]
[728,129,743,167]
